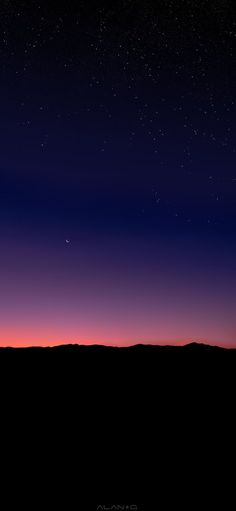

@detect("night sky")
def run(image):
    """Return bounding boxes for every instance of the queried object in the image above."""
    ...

[0,1,235,346]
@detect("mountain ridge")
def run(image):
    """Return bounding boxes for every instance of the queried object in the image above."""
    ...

[0,341,235,351]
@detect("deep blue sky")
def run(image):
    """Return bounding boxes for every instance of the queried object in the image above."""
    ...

[0,1,235,345]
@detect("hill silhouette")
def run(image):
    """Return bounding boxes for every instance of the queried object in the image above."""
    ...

[1,341,234,509]
[0,341,235,353]
[0,341,234,386]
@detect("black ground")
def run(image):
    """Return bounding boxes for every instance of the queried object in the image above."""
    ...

[1,343,235,509]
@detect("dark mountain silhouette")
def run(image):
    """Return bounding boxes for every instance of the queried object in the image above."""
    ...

[0,341,235,353]
[1,341,234,509]
[0,342,234,388]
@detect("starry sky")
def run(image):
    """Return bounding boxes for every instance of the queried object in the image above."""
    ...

[0,0,235,346]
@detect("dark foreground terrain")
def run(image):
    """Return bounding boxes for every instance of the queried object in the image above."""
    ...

[1,341,235,389]
[0,341,235,385]
[1,343,235,509]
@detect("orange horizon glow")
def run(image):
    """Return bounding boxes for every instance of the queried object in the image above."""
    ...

[1,240,235,349]
[0,328,233,349]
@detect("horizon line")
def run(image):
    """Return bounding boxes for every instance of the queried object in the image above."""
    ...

[0,340,235,350]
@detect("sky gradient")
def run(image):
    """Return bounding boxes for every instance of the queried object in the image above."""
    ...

[0,1,235,346]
